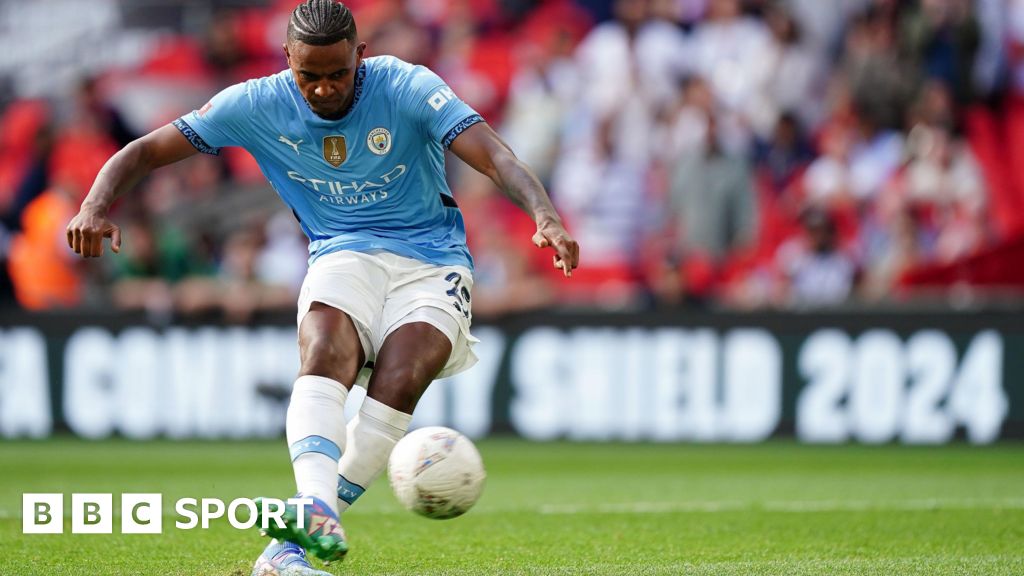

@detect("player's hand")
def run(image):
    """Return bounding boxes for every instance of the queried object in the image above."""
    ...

[532,219,579,278]
[66,207,122,258]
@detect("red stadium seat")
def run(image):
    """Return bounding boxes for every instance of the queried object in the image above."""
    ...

[965,105,1023,238]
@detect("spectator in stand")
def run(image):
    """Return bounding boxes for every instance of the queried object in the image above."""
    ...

[902,83,978,203]
[256,210,310,298]
[1,102,54,236]
[755,111,814,198]
[764,4,826,131]
[906,79,956,132]
[108,214,208,316]
[783,0,869,55]
[862,203,931,301]
[668,77,757,276]
[365,12,431,65]
[108,217,176,315]
[896,83,988,264]
[658,73,718,163]
[175,226,294,323]
[0,101,53,308]
[218,228,294,324]
[971,0,1006,99]
[649,0,693,26]
[689,0,777,148]
[48,106,120,207]
[552,0,686,304]
[74,76,137,149]
[432,10,501,126]
[567,0,687,166]
[6,91,117,311]
[775,207,860,307]
[844,6,918,133]
[922,134,988,264]
[501,26,580,187]
[7,170,84,310]
[848,111,905,204]
[452,154,553,317]
[750,112,815,264]
[203,11,248,78]
[802,124,855,208]
[899,0,980,104]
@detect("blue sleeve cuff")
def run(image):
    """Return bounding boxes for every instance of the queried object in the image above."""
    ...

[172,118,220,156]
[441,114,484,149]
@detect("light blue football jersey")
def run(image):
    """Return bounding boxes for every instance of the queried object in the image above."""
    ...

[173,56,483,269]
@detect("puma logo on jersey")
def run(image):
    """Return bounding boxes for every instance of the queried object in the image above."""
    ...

[278,135,303,155]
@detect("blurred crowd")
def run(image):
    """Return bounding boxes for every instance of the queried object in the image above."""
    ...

[1,0,1023,321]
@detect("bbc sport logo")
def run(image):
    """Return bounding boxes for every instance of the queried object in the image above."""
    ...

[22,493,311,534]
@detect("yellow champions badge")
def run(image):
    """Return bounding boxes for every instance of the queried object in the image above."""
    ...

[323,135,347,167]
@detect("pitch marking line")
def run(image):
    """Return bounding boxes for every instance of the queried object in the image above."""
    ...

[538,498,1024,515]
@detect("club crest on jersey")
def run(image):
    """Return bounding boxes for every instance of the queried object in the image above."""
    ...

[367,127,392,155]
[323,135,347,167]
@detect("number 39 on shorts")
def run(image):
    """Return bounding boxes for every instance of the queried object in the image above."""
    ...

[445,272,471,319]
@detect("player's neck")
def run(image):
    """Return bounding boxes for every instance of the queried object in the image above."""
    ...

[314,99,353,121]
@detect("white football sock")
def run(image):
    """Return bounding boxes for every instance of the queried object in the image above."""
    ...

[286,375,348,515]
[336,397,412,513]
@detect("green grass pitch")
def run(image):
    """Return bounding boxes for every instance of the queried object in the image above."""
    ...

[1,439,1022,575]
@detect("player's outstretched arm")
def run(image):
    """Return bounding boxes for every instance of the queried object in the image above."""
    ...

[449,122,579,277]
[67,124,200,258]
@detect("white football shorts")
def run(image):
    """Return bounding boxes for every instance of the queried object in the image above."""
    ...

[296,249,479,384]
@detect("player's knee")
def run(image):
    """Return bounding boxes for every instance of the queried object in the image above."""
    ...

[369,365,431,412]
[299,335,361,384]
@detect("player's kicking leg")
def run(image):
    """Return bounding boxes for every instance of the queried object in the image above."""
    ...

[254,303,363,565]
[334,318,455,513]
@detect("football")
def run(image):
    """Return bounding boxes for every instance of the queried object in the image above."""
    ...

[387,426,486,519]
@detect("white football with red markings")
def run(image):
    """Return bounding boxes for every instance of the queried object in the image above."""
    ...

[387,426,486,519]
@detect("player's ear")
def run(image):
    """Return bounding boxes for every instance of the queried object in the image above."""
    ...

[283,43,291,64]
[356,42,366,58]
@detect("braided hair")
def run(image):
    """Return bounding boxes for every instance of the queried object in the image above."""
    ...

[287,0,357,46]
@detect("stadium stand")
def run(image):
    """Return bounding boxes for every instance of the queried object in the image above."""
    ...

[0,0,1020,317]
